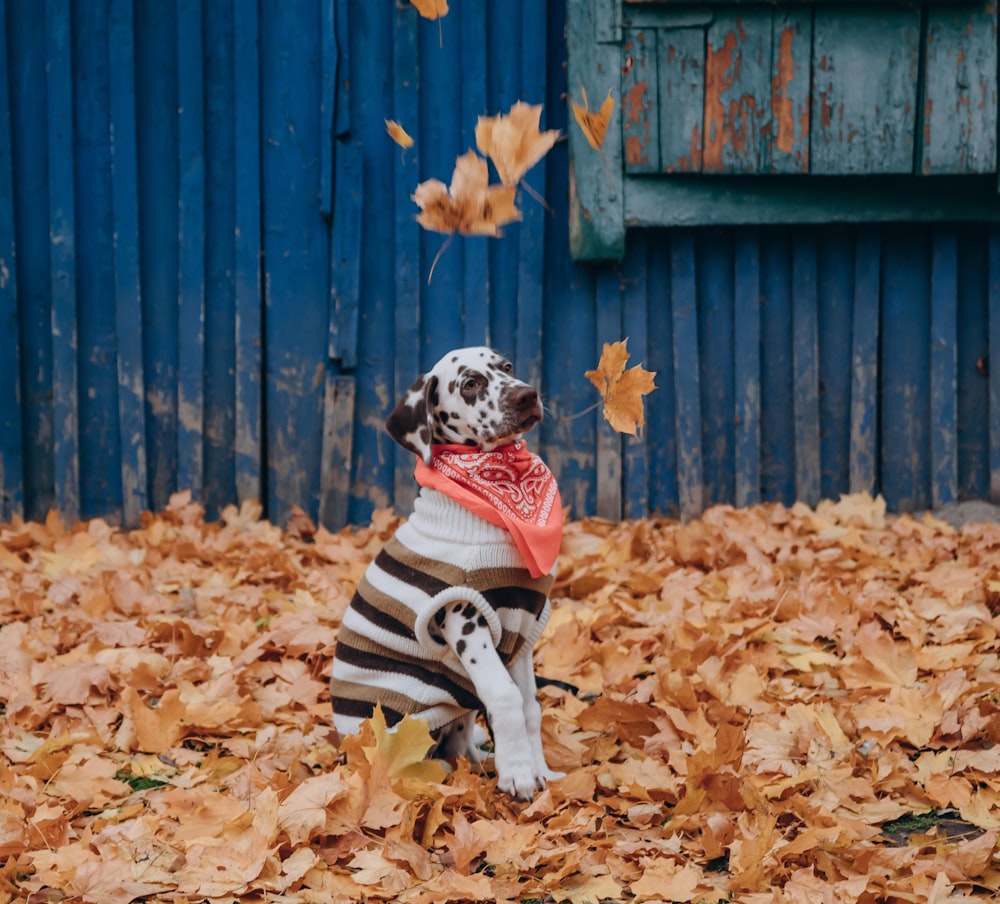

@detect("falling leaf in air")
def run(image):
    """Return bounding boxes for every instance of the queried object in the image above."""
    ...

[385,120,414,150]
[412,151,520,238]
[411,0,449,19]
[585,338,657,435]
[475,101,560,188]
[572,84,615,151]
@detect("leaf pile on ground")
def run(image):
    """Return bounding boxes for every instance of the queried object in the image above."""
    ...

[2,492,999,903]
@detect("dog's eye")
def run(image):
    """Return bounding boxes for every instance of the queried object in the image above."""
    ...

[502,362,513,374]
[463,378,478,391]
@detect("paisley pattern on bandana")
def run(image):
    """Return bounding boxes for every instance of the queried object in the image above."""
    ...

[414,442,563,578]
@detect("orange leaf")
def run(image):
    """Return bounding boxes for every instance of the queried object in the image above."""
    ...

[585,339,657,434]
[412,150,521,237]
[410,0,448,19]
[475,101,560,187]
[385,119,414,149]
[571,84,614,150]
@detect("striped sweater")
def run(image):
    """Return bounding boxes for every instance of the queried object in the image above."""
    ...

[330,487,554,732]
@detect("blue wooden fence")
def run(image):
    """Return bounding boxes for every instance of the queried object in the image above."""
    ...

[1,0,998,529]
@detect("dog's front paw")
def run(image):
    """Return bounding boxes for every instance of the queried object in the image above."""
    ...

[497,758,545,801]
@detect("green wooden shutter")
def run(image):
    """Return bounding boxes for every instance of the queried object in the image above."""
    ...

[568,0,1000,260]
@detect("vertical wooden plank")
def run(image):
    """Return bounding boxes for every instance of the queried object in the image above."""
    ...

[623,232,649,518]
[623,28,659,173]
[319,0,335,217]
[177,0,205,500]
[703,11,772,174]
[567,0,625,260]
[46,0,79,523]
[811,10,920,175]
[329,0,360,370]
[659,27,703,173]
[792,233,820,505]
[989,227,1000,504]
[261,0,329,524]
[671,231,703,517]
[921,5,997,175]
[930,228,958,507]
[233,0,262,505]
[515,0,548,389]
[109,0,148,525]
[850,229,880,495]
[646,233,677,515]
[697,232,733,506]
[461,0,489,347]
[7,1,52,520]
[733,232,760,507]
[596,267,622,520]
[0,0,24,521]
[816,229,853,498]
[770,11,811,174]
[319,375,355,527]
[880,228,931,511]
[760,231,795,504]
[392,0,419,512]
[956,229,989,499]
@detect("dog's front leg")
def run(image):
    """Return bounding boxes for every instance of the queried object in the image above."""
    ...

[441,607,540,800]
[509,650,565,785]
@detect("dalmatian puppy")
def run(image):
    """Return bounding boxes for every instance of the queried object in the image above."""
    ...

[331,347,564,800]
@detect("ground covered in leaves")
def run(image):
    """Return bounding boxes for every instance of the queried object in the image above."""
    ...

[2,493,999,903]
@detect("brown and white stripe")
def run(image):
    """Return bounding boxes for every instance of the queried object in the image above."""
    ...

[330,488,553,734]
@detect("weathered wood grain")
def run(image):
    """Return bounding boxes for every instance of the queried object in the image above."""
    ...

[234,0,263,506]
[921,5,997,175]
[792,234,820,506]
[703,11,772,173]
[109,0,149,525]
[0,0,23,522]
[930,228,959,507]
[850,230,880,495]
[811,9,920,175]
[658,26,704,173]
[47,0,80,523]
[670,232,703,517]
[734,232,761,507]
[769,11,810,174]
[568,0,625,260]
[623,28,659,173]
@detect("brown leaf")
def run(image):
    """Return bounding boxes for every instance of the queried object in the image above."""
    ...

[411,0,448,19]
[412,150,521,237]
[585,338,657,434]
[475,101,559,187]
[386,119,415,149]
[571,84,614,150]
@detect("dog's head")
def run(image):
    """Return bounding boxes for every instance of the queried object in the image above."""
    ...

[386,347,543,464]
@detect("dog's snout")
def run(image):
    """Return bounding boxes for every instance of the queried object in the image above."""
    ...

[511,386,538,410]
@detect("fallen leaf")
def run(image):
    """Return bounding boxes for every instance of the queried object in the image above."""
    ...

[585,338,657,434]
[572,84,615,150]
[475,101,559,187]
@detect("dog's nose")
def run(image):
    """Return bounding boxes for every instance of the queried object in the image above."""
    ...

[511,386,539,410]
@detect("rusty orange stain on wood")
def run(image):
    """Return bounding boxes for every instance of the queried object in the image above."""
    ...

[624,80,649,126]
[772,26,797,157]
[625,135,647,166]
[666,124,702,173]
[703,30,738,172]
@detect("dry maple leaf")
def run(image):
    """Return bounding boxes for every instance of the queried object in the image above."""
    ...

[385,119,414,150]
[475,101,560,188]
[362,703,450,785]
[411,0,448,19]
[572,84,615,151]
[585,338,657,435]
[412,150,521,237]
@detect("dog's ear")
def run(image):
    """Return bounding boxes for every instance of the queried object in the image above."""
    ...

[385,374,437,465]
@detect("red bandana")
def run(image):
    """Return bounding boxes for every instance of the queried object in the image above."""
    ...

[413,442,563,578]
